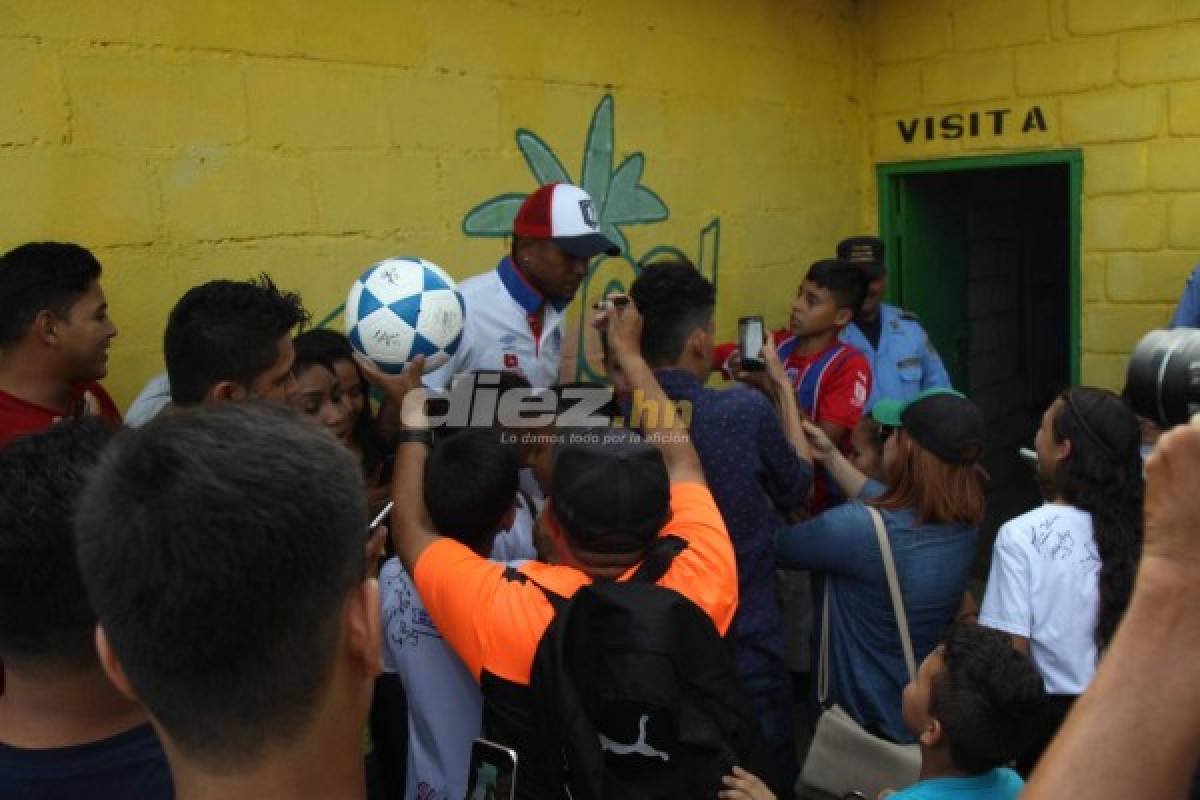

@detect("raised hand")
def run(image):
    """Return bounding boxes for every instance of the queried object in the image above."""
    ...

[353,354,427,429]
[1143,422,1200,572]
[601,294,644,368]
[802,419,837,461]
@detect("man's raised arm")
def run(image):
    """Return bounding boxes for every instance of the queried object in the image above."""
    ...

[355,354,440,575]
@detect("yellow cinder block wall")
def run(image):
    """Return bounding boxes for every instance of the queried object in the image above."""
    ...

[866,0,1200,390]
[0,0,868,407]
[8,0,1192,403]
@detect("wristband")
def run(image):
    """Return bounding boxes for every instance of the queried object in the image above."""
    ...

[397,429,434,447]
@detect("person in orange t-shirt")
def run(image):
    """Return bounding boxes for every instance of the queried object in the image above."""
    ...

[0,243,121,448]
[358,296,740,800]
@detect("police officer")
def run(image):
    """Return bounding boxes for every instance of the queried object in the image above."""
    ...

[836,236,951,408]
[1169,263,1200,328]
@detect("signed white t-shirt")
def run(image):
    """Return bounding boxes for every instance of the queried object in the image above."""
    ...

[379,495,534,800]
[980,503,1100,695]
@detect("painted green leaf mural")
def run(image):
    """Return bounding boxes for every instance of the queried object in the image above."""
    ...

[517,130,571,186]
[581,95,614,216]
[606,154,668,225]
[460,194,528,237]
[462,193,527,237]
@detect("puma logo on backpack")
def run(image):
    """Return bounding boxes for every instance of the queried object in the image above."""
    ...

[598,715,670,762]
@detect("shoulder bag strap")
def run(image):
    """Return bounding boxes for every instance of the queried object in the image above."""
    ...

[817,505,917,705]
[818,578,831,705]
[867,506,916,681]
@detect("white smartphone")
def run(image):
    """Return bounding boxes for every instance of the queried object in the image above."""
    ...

[465,738,518,800]
[738,316,766,370]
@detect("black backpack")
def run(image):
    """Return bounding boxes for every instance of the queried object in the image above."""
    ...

[528,535,769,799]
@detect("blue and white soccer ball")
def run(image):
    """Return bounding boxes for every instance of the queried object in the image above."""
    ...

[345,257,465,374]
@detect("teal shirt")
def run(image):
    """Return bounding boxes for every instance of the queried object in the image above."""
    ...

[889,768,1023,800]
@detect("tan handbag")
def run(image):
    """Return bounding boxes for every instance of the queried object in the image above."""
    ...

[799,506,921,798]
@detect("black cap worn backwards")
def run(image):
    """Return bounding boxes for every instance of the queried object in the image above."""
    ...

[549,427,670,555]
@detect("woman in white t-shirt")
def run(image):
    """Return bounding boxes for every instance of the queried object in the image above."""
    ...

[980,387,1144,775]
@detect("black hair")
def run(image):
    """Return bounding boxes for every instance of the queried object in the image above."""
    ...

[930,623,1046,774]
[433,370,533,440]
[292,328,344,375]
[165,274,308,406]
[805,258,868,316]
[0,242,103,347]
[629,259,715,368]
[1052,387,1144,652]
[75,403,366,768]
[292,329,381,468]
[423,427,520,553]
[0,418,116,668]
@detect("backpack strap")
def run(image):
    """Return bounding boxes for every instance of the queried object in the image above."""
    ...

[630,535,688,584]
[515,566,570,613]
[525,535,688,611]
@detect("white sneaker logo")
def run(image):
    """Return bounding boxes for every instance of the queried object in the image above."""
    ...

[598,714,670,762]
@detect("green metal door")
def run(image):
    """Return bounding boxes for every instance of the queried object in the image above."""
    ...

[877,150,1082,385]
[888,173,970,390]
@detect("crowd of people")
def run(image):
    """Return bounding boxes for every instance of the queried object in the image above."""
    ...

[0,180,1197,800]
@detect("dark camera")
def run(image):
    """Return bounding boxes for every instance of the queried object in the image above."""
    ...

[1125,328,1200,428]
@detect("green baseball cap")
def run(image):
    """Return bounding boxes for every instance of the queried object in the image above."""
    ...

[870,388,984,465]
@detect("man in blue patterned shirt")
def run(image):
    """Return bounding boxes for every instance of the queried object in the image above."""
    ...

[629,260,813,798]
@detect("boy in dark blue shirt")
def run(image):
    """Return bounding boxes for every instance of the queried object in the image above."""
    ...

[631,261,813,797]
[0,419,173,800]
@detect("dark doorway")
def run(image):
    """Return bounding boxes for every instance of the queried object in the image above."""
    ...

[879,153,1080,574]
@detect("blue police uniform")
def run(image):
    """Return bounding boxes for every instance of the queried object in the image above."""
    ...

[1169,264,1200,328]
[839,302,951,409]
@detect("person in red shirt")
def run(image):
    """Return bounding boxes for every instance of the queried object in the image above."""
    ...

[715,258,872,510]
[0,243,120,448]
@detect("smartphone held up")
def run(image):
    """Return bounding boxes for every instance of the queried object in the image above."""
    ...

[738,316,766,371]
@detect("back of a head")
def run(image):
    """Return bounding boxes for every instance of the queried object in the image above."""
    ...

[933,623,1045,774]
[1052,386,1145,650]
[424,427,520,553]
[550,427,670,564]
[292,328,354,374]
[629,260,715,368]
[1053,387,1143,498]
[805,258,868,317]
[0,242,102,348]
[164,274,308,405]
[0,418,115,670]
[75,403,366,769]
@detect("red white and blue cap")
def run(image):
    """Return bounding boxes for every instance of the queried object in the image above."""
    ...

[512,183,620,259]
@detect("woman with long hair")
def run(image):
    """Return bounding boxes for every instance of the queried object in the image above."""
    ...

[979,386,1143,774]
[291,329,385,474]
[777,388,986,744]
